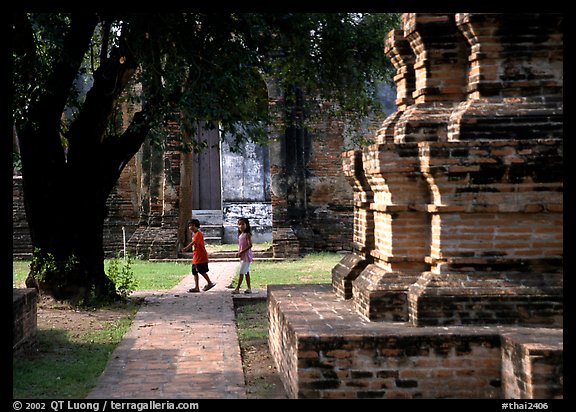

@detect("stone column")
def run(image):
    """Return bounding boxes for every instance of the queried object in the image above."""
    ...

[137,139,151,226]
[409,13,563,326]
[267,80,303,258]
[146,123,182,259]
[178,151,193,249]
[352,13,469,322]
[128,121,184,259]
[162,122,183,229]
[127,139,156,258]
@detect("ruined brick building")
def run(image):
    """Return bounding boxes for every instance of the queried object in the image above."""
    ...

[268,13,563,399]
[96,97,369,259]
[12,119,356,259]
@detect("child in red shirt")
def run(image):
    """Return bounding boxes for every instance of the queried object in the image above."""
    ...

[181,219,216,293]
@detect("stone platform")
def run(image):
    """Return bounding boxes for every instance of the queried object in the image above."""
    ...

[267,284,563,399]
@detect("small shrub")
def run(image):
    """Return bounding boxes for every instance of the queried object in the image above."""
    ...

[106,253,138,298]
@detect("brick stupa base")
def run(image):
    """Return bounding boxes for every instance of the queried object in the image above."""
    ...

[267,284,562,399]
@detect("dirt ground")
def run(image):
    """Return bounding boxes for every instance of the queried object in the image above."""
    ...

[239,337,288,399]
[35,296,288,399]
[36,296,133,340]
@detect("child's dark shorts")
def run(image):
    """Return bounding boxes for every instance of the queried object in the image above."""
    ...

[192,263,209,275]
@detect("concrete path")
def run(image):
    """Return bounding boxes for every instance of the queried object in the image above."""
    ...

[86,261,247,399]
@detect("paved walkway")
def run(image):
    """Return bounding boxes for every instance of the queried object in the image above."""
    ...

[87,261,252,399]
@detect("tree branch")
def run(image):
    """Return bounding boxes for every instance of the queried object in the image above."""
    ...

[11,13,37,90]
[100,110,151,195]
[66,29,138,165]
[38,13,100,131]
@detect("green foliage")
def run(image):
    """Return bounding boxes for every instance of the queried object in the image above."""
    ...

[30,248,57,283]
[105,253,137,298]
[13,12,401,150]
[30,247,79,287]
[13,150,22,172]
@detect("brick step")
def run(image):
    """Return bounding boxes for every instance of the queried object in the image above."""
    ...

[149,257,285,263]
[209,249,274,258]
[199,225,223,244]
[13,253,32,260]
[176,249,275,262]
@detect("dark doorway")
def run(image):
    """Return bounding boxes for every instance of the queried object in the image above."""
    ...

[191,122,222,210]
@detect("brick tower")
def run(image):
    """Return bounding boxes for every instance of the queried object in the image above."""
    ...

[269,13,563,399]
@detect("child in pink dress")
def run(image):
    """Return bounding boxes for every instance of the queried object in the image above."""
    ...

[232,217,253,294]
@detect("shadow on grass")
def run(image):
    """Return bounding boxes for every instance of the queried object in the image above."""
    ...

[13,328,120,399]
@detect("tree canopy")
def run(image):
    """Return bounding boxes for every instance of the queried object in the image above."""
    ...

[14,12,399,149]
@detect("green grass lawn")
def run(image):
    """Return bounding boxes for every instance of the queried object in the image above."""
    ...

[13,250,342,290]
[228,252,340,288]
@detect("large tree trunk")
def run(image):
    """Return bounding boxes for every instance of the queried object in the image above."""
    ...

[24,180,116,303]
[18,13,148,303]
[23,108,150,303]
[22,115,151,303]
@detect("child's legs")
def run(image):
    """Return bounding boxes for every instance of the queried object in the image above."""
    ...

[200,272,212,284]
[239,261,251,289]
[196,263,211,284]
[236,273,244,289]
[191,265,201,289]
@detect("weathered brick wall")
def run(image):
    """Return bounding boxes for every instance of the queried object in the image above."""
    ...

[13,288,38,354]
[102,156,140,258]
[127,121,185,259]
[13,177,32,258]
[269,112,355,257]
[307,119,355,251]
